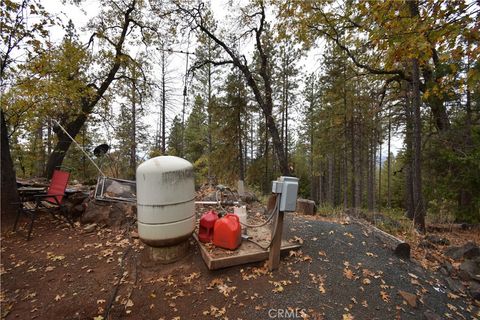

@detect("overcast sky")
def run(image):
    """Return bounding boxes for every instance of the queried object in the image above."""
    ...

[40,0,402,158]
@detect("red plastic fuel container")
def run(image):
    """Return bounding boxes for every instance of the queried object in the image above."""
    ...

[213,214,242,250]
[198,210,218,243]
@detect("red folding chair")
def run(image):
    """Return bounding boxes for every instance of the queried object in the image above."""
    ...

[14,169,72,240]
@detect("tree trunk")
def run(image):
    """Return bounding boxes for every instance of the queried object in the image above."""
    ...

[161,49,167,154]
[45,113,88,178]
[328,154,334,206]
[130,77,137,177]
[238,103,245,181]
[387,110,392,208]
[407,0,426,231]
[35,123,44,177]
[404,82,415,220]
[1,110,19,218]
[410,58,426,232]
[45,2,135,178]
[378,133,382,210]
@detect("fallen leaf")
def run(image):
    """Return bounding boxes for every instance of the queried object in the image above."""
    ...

[54,295,61,301]
[380,291,390,303]
[362,278,371,285]
[343,268,354,280]
[398,290,417,308]
[447,292,459,300]
[343,313,354,320]
[447,303,457,311]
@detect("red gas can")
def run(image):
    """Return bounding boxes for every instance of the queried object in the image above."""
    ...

[198,210,218,243]
[213,214,242,250]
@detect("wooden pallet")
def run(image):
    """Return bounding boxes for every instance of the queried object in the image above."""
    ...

[193,227,301,270]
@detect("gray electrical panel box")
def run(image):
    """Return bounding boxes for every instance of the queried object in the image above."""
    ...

[271,176,299,212]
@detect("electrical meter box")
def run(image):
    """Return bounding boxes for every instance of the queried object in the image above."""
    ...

[272,176,299,212]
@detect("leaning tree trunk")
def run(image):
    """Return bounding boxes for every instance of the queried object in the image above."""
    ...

[1,110,19,218]
[45,113,88,178]
[45,2,135,178]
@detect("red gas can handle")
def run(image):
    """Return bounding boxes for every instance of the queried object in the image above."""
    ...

[225,213,239,222]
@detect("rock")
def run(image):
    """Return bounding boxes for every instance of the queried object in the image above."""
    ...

[445,277,465,293]
[131,230,139,239]
[81,199,136,230]
[445,241,479,260]
[419,240,436,249]
[423,310,442,320]
[296,199,316,215]
[71,204,85,218]
[445,246,464,260]
[83,223,97,233]
[469,281,480,300]
[463,246,480,260]
[398,290,417,308]
[443,261,454,274]
[458,260,480,282]
[240,191,258,203]
[439,267,449,276]
[425,234,450,246]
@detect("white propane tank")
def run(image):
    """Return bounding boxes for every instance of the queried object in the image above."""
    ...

[136,156,195,247]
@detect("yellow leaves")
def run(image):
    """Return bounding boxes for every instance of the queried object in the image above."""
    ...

[93,316,104,320]
[207,278,236,297]
[47,252,65,261]
[447,292,459,300]
[447,303,457,312]
[240,262,270,280]
[183,272,200,284]
[343,268,354,280]
[125,299,134,308]
[343,313,354,320]
[270,280,292,293]
[291,236,304,244]
[203,305,226,318]
[380,291,390,303]
[343,232,354,239]
[309,273,326,294]
[218,284,236,297]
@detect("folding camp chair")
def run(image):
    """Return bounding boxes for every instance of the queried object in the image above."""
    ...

[13,169,72,240]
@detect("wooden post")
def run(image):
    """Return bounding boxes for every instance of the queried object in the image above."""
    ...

[268,210,284,271]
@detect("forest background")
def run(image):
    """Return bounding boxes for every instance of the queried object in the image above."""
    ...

[1,0,479,231]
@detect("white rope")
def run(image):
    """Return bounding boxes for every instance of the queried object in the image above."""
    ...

[51,119,106,177]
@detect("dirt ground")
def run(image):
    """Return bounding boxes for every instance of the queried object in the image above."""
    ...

[1,208,479,320]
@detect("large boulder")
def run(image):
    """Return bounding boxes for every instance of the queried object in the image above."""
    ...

[458,259,480,282]
[81,198,136,230]
[445,241,480,261]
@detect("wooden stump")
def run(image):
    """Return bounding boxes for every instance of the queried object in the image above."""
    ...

[296,199,316,215]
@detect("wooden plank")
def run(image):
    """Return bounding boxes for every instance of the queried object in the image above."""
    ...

[268,210,284,271]
[193,233,300,270]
